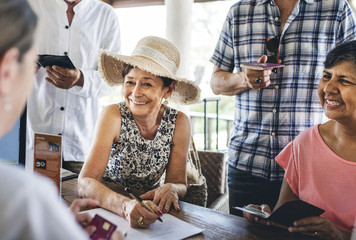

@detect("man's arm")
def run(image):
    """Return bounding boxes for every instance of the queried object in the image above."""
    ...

[210,65,250,95]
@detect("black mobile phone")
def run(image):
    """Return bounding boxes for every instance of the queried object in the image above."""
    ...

[37,54,75,69]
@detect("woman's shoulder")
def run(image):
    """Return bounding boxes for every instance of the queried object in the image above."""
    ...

[173,111,191,133]
[164,108,188,123]
[102,103,121,114]
[287,125,323,155]
[294,124,320,143]
[176,111,189,121]
[0,165,57,197]
[99,103,123,122]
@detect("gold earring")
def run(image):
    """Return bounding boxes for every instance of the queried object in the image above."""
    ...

[163,99,169,105]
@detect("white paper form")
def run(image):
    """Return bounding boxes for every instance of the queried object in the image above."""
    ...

[83,208,203,240]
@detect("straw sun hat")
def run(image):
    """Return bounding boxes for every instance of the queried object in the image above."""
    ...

[98,36,200,105]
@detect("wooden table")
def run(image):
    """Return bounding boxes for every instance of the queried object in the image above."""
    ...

[61,178,316,240]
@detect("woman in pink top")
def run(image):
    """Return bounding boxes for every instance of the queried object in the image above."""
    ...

[243,40,356,240]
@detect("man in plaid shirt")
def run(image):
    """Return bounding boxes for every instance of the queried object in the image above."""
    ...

[210,0,356,216]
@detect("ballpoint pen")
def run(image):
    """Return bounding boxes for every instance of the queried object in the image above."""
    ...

[125,187,163,222]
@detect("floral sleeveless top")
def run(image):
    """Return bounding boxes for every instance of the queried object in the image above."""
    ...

[103,102,178,191]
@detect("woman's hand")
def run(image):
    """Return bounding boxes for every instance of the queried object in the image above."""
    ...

[243,204,273,224]
[244,204,349,239]
[288,216,349,240]
[123,199,161,228]
[140,183,180,213]
[242,204,288,229]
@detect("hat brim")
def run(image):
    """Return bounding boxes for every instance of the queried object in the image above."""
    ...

[98,49,200,105]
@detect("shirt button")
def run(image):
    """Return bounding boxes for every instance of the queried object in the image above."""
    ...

[274,17,279,21]
[64,52,68,55]
[272,132,276,136]
[60,107,65,111]
[270,1,274,5]
[65,25,69,29]
[273,108,277,113]
[275,85,279,89]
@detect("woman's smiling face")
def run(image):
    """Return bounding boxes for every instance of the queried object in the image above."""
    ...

[123,67,171,118]
[318,60,356,124]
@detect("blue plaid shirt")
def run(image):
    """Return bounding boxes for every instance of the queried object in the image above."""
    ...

[210,0,356,181]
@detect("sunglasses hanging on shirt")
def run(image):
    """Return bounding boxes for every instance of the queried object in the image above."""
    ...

[266,35,281,73]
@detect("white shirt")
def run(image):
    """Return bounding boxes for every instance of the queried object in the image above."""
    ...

[27,0,121,161]
[0,165,88,240]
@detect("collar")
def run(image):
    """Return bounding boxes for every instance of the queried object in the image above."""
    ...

[255,0,272,5]
[72,0,90,13]
[255,0,316,6]
[55,0,91,13]
[304,0,316,4]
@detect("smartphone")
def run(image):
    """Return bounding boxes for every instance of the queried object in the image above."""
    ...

[37,54,75,69]
[240,62,285,70]
[235,206,271,218]
[235,199,324,226]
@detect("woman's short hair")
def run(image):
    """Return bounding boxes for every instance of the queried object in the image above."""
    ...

[122,64,174,87]
[324,40,356,69]
[0,0,37,61]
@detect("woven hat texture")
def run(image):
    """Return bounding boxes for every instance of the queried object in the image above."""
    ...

[98,36,200,105]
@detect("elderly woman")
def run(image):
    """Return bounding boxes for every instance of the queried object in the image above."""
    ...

[78,36,200,228]
[243,40,356,240]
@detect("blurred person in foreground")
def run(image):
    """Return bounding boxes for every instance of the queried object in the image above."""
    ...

[0,0,123,239]
[78,36,200,228]
[244,40,356,240]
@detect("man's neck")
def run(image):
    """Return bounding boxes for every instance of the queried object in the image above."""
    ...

[274,0,299,31]
[65,0,80,25]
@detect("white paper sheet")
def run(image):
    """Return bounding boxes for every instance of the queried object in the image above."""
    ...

[83,208,203,240]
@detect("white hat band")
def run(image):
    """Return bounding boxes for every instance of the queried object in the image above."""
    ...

[132,46,178,74]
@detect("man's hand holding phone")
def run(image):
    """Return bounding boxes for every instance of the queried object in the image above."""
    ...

[242,55,285,90]
[45,65,83,89]
[37,54,83,89]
